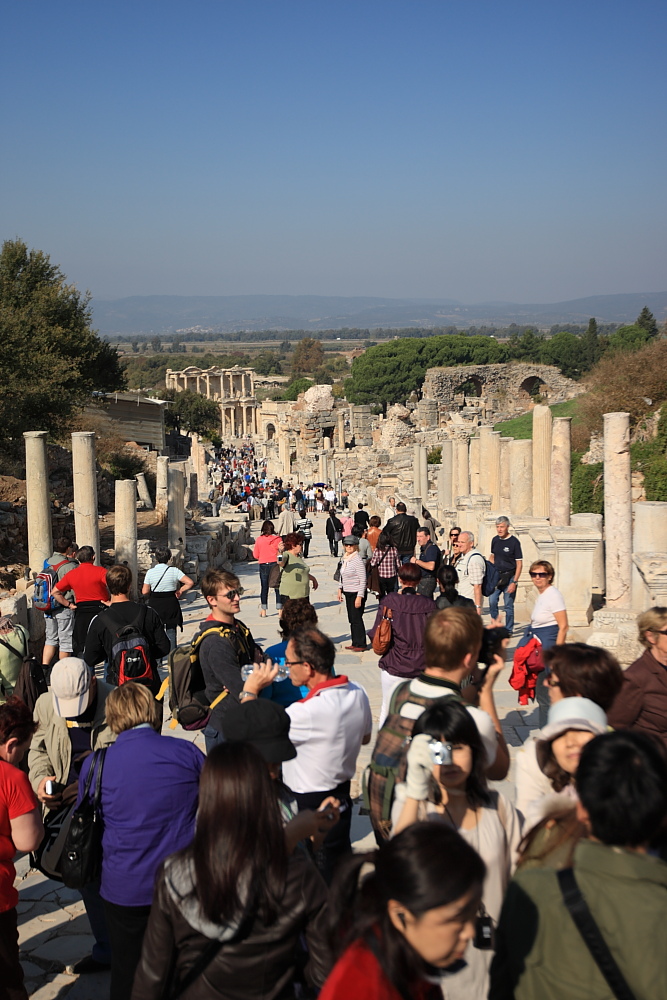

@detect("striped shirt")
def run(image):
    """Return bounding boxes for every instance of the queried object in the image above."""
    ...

[296,517,313,539]
[370,544,401,579]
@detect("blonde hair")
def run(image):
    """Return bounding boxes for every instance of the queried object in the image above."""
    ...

[637,607,667,649]
[105,682,162,734]
[529,560,555,584]
[424,607,483,672]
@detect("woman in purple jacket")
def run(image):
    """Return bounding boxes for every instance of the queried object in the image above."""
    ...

[369,563,436,726]
[78,682,204,1000]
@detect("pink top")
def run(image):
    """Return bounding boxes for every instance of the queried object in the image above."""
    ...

[253,534,282,564]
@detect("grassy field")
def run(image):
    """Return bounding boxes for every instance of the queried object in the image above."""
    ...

[494,397,581,439]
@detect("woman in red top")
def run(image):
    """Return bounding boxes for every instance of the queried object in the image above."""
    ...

[320,823,485,1000]
[53,545,110,656]
[0,697,44,1000]
[252,520,283,618]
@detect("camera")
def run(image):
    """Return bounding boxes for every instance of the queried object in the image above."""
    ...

[478,626,511,668]
[428,740,453,766]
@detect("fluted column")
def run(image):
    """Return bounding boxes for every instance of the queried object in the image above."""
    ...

[469,437,481,495]
[604,412,632,608]
[480,428,501,509]
[438,439,453,510]
[532,405,552,518]
[71,431,100,560]
[509,439,533,516]
[24,431,53,575]
[419,447,429,504]
[115,480,138,598]
[550,417,572,526]
[168,468,186,566]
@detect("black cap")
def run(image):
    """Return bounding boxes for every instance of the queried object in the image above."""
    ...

[224,699,297,762]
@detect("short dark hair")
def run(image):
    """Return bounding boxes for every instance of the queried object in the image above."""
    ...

[282,532,304,549]
[0,696,37,746]
[279,598,318,638]
[369,515,381,528]
[358,503,364,510]
[155,547,171,565]
[396,502,407,513]
[106,564,132,595]
[414,702,490,808]
[201,569,240,599]
[76,545,96,564]
[542,643,623,711]
[398,562,421,584]
[417,526,431,537]
[290,627,336,676]
[54,535,73,554]
[577,731,667,846]
[351,525,364,538]
[424,607,483,671]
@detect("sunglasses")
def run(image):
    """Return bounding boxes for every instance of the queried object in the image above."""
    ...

[221,588,244,600]
[450,533,459,539]
[529,572,548,578]
[649,628,667,636]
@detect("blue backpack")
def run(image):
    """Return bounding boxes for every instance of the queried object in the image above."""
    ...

[33,558,70,613]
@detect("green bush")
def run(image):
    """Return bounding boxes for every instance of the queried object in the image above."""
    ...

[571,456,604,515]
[427,446,442,464]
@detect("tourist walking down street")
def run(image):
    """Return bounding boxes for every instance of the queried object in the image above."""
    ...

[522,559,568,726]
[434,564,475,611]
[325,508,344,557]
[369,531,401,597]
[488,517,523,635]
[52,546,110,657]
[384,502,420,564]
[338,535,368,651]
[295,509,314,557]
[369,563,436,726]
[142,548,194,651]
[278,533,318,603]
[252,520,283,617]
[453,531,485,615]
[443,526,462,566]
[410,526,441,599]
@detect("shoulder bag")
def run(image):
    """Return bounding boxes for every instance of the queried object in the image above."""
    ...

[557,867,637,1000]
[372,607,393,656]
[60,747,108,890]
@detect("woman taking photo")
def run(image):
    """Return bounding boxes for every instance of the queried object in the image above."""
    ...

[0,697,43,1000]
[523,559,568,726]
[435,564,475,611]
[278,532,318,604]
[252,520,283,618]
[338,535,368,652]
[142,548,194,650]
[131,742,329,1000]
[369,563,435,726]
[369,531,401,598]
[78,682,204,1000]
[320,822,485,1000]
[392,701,522,1000]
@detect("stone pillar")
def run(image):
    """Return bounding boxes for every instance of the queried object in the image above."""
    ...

[500,437,512,510]
[168,468,186,565]
[156,456,169,519]
[438,440,453,511]
[480,427,501,509]
[279,435,290,480]
[188,473,199,511]
[532,405,552,518]
[136,472,154,510]
[454,437,469,500]
[469,437,481,495]
[509,439,533,517]
[114,479,138,598]
[337,411,346,450]
[604,412,632,609]
[413,445,422,498]
[242,407,247,437]
[329,459,337,490]
[322,435,331,450]
[419,447,429,505]
[71,431,100,560]
[23,431,53,576]
[550,417,572,527]
[632,502,667,609]
[319,453,328,484]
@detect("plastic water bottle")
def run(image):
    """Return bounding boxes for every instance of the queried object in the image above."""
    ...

[241,664,255,681]
[275,661,289,682]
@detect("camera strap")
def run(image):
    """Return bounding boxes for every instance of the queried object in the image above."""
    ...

[557,868,637,1000]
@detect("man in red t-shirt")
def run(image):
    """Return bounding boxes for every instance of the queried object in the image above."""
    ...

[53,546,110,657]
[0,698,43,1000]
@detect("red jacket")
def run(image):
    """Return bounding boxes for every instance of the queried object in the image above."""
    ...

[319,939,441,1000]
[510,637,544,705]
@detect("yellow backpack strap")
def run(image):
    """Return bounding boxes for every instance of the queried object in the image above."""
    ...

[209,690,229,711]
[156,677,169,702]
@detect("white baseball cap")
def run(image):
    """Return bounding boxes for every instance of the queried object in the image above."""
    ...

[51,657,94,718]
[536,697,607,771]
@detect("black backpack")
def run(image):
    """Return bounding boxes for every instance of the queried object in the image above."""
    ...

[0,628,47,714]
[103,605,155,688]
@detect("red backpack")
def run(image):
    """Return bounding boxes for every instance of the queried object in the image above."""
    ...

[103,606,155,688]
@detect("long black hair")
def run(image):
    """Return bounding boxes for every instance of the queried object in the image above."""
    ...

[413,701,491,808]
[437,564,460,605]
[328,824,485,996]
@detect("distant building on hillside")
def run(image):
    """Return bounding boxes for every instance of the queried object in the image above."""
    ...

[165,365,259,437]
[86,391,167,451]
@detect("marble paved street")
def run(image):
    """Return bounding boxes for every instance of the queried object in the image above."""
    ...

[15,512,540,997]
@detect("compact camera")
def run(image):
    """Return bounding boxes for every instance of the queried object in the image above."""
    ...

[428,740,453,766]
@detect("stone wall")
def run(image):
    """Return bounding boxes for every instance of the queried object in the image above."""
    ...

[422,363,583,416]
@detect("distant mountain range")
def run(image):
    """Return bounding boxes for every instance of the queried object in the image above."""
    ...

[92,291,667,336]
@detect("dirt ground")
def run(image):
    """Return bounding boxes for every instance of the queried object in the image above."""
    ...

[0,475,27,502]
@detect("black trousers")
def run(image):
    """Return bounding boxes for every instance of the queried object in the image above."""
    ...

[0,908,27,1000]
[302,537,311,558]
[73,602,107,657]
[103,899,152,1000]
[344,591,367,648]
[293,781,352,885]
[378,576,397,598]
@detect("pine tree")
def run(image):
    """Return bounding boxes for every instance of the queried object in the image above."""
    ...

[582,317,602,370]
[636,307,658,338]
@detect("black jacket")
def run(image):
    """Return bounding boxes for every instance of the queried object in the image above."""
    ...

[384,513,420,554]
[83,601,170,691]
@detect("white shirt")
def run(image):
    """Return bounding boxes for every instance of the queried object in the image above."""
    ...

[530,586,566,628]
[325,489,336,503]
[384,506,396,522]
[457,548,486,600]
[283,679,373,794]
[144,564,183,592]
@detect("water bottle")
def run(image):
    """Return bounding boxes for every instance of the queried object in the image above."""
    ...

[241,664,255,681]
[275,660,289,682]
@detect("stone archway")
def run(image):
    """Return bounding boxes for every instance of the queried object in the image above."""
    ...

[266,422,276,441]
[454,375,483,397]
[519,375,546,400]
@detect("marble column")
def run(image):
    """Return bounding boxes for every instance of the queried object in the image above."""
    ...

[136,472,153,510]
[509,439,533,517]
[155,456,169,519]
[419,447,429,506]
[114,479,138,597]
[532,405,552,518]
[337,411,346,450]
[168,468,186,565]
[454,437,470,500]
[188,473,199,510]
[604,412,632,608]
[279,435,291,480]
[469,437,481,495]
[329,459,337,490]
[71,431,100,560]
[438,439,453,511]
[550,417,572,527]
[632,501,667,609]
[23,431,53,576]
[413,445,421,498]
[500,437,513,510]
[480,427,501,509]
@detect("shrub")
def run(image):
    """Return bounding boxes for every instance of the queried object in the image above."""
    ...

[427,446,442,464]
[571,454,604,515]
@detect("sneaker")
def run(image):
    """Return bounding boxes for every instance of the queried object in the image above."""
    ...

[66,955,111,975]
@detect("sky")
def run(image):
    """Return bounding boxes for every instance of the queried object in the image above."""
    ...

[2,0,666,303]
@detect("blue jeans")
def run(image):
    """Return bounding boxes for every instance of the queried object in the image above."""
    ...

[529,623,559,727]
[259,563,283,611]
[489,581,516,633]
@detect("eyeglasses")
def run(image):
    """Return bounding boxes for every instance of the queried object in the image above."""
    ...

[546,677,561,687]
[529,572,548,578]
[284,659,307,667]
[221,588,244,600]
[649,628,667,636]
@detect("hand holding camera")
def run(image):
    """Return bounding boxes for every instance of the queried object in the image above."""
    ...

[405,733,437,801]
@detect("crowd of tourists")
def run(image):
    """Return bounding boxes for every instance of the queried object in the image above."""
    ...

[2,455,667,1000]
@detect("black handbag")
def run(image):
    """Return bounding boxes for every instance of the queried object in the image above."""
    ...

[31,800,77,882]
[60,747,108,890]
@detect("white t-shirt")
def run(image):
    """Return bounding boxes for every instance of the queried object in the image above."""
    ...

[283,679,373,794]
[144,564,183,593]
[530,586,566,629]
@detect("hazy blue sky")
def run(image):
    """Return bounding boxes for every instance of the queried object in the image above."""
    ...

[2,0,665,302]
